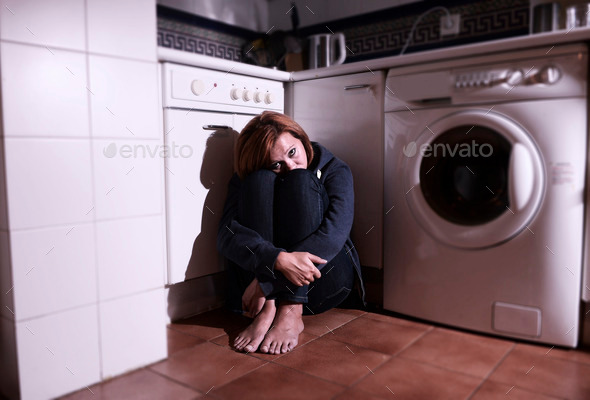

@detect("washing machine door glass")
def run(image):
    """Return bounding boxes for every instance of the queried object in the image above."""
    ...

[404,109,545,249]
[420,125,511,226]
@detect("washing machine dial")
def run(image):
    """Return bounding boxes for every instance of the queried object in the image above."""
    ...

[527,65,561,85]
[505,69,524,86]
[230,87,242,100]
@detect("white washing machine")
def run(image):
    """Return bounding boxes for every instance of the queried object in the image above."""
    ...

[383,44,587,347]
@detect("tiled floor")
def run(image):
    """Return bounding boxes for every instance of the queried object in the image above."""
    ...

[60,308,590,400]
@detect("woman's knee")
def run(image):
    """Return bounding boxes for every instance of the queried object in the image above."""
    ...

[242,169,277,192]
[274,169,327,211]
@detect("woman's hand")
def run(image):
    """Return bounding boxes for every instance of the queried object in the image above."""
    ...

[274,251,326,287]
[242,278,266,318]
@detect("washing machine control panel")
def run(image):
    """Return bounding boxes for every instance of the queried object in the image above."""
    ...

[454,71,492,88]
[454,65,565,91]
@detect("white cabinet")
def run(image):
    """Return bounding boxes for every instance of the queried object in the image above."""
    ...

[293,71,385,268]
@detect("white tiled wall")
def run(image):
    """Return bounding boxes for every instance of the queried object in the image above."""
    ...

[0,138,9,231]
[89,56,160,139]
[10,224,97,320]
[4,138,94,230]
[0,0,164,398]
[93,139,164,220]
[96,216,165,301]
[15,305,101,400]
[99,288,167,378]
[87,0,157,61]
[0,42,90,138]
[0,0,86,50]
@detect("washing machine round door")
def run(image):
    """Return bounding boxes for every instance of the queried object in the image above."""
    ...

[404,109,545,249]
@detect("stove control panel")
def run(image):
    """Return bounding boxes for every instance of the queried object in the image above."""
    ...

[164,63,284,112]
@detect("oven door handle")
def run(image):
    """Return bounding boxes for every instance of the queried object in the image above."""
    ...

[344,84,371,90]
[202,125,232,130]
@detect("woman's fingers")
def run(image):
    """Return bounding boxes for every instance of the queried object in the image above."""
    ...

[307,253,328,265]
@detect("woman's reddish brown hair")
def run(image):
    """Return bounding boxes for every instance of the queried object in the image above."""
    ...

[235,111,314,178]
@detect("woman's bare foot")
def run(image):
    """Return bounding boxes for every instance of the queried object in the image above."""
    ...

[259,302,304,355]
[234,300,276,353]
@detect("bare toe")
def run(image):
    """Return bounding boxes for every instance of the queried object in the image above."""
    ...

[232,300,276,353]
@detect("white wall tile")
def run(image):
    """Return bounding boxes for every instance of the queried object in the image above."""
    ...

[0,317,19,400]
[4,139,94,229]
[0,139,8,231]
[0,232,14,320]
[93,139,163,220]
[96,216,165,301]
[99,289,167,378]
[16,305,100,400]
[89,56,160,139]
[87,0,157,61]
[0,0,86,50]
[0,42,90,138]
[11,224,97,320]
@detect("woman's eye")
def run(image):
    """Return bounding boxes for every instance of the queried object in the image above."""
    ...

[288,148,296,156]
[270,162,281,170]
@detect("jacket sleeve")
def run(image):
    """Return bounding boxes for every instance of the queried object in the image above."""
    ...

[289,160,355,267]
[217,174,284,281]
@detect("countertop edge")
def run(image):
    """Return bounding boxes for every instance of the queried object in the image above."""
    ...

[157,47,292,81]
[158,27,590,82]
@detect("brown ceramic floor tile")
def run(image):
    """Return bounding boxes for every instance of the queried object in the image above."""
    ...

[332,387,389,400]
[514,342,590,366]
[210,362,345,400]
[362,312,433,330]
[398,327,514,378]
[354,357,481,399]
[211,330,319,361]
[333,307,367,317]
[167,327,206,356]
[470,380,563,400]
[329,315,430,354]
[58,368,200,400]
[274,336,390,386]
[488,344,590,399]
[168,308,250,340]
[302,308,360,336]
[149,341,266,393]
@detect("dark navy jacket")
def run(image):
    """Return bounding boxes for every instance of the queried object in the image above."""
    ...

[217,142,365,302]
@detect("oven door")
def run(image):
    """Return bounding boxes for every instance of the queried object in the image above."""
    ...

[164,109,236,284]
[403,109,545,249]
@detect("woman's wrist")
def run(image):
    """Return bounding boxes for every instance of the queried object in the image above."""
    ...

[275,251,286,272]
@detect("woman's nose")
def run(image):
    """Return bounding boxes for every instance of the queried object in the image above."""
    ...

[285,159,297,171]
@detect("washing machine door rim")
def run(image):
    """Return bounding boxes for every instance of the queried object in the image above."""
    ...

[403,109,545,249]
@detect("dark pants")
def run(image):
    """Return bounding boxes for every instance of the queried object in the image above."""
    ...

[226,169,355,315]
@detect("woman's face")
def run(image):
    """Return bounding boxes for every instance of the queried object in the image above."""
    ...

[268,132,308,174]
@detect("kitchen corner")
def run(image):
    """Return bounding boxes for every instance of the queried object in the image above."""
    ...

[2,0,590,399]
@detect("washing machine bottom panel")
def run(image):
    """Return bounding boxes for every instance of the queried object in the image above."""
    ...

[383,182,583,347]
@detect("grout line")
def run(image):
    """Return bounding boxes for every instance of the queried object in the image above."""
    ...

[0,38,157,64]
[147,365,210,395]
[7,212,163,233]
[464,342,516,400]
[201,360,271,394]
[82,0,105,382]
